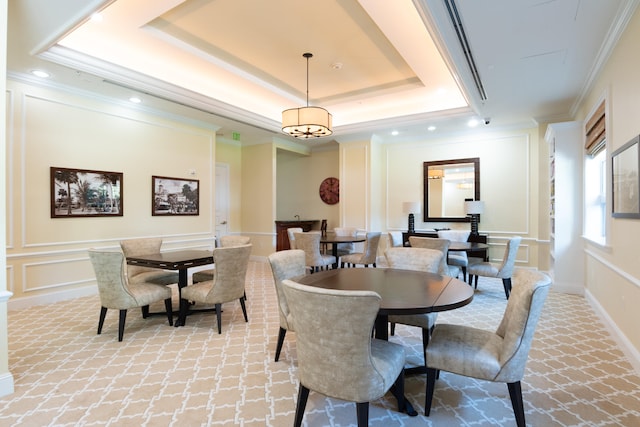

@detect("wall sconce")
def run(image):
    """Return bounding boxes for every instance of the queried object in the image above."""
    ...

[403,202,421,233]
[464,200,485,235]
[428,169,444,179]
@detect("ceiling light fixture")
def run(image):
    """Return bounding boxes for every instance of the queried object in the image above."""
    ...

[282,53,332,139]
[31,70,50,78]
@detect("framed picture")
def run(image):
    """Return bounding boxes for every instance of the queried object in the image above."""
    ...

[152,175,199,216]
[612,135,640,218]
[51,167,123,218]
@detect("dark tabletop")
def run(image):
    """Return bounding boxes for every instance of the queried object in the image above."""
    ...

[319,235,366,244]
[125,249,214,270]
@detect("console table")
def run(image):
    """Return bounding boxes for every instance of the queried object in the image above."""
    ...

[403,231,489,261]
[275,220,320,251]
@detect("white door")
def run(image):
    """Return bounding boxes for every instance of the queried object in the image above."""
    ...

[215,163,230,244]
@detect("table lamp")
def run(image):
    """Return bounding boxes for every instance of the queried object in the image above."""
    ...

[403,202,421,233]
[464,200,485,236]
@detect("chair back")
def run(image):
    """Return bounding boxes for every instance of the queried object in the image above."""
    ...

[388,231,404,247]
[282,279,388,402]
[359,231,382,264]
[408,237,450,276]
[494,269,551,382]
[437,230,470,261]
[268,250,306,331]
[497,236,522,278]
[120,237,163,278]
[287,227,303,249]
[385,247,442,273]
[220,235,251,247]
[88,250,137,309]
[294,232,325,267]
[204,245,252,303]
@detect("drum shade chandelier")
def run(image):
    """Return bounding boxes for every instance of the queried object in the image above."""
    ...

[282,53,333,139]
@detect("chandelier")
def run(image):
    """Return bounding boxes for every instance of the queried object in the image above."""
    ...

[282,53,333,139]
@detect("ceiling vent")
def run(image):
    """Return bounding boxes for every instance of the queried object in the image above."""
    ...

[444,0,487,101]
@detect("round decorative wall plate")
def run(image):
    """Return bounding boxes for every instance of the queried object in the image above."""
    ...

[319,177,339,205]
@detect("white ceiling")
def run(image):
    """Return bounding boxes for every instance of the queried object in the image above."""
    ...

[7,0,639,145]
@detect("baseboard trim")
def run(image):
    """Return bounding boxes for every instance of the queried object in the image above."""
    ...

[8,285,97,311]
[585,288,640,376]
[0,372,15,398]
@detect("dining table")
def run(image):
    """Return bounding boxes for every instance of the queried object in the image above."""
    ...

[319,234,366,268]
[297,267,474,416]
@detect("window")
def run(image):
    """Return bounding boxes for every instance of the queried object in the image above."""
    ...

[584,101,607,243]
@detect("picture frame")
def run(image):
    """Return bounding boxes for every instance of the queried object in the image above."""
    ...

[51,167,123,218]
[152,175,199,216]
[612,135,640,218]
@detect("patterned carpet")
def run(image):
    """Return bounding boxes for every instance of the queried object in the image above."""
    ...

[2,259,639,426]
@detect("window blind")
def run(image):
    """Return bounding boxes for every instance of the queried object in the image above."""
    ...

[585,102,606,156]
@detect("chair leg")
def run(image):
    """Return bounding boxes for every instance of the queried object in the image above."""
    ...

[118,309,127,342]
[177,298,190,327]
[389,369,405,413]
[97,307,108,335]
[390,322,396,336]
[507,381,526,427]
[356,402,369,427]
[474,275,479,289]
[215,303,222,334]
[425,367,437,416]
[141,305,149,318]
[239,297,248,322]
[164,298,173,326]
[421,328,429,366]
[275,327,287,362]
[462,266,467,282]
[293,385,309,427]
[502,278,512,299]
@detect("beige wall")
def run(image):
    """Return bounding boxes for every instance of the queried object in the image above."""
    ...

[575,6,640,361]
[6,80,217,307]
[216,141,242,233]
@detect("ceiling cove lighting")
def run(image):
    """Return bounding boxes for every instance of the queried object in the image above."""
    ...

[282,53,332,139]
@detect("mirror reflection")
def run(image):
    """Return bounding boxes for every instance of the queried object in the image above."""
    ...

[423,158,480,222]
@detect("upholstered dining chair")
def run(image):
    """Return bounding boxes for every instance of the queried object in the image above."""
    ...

[333,226,358,257]
[295,232,336,273]
[287,227,303,249]
[388,231,404,247]
[408,236,461,278]
[436,230,471,281]
[88,250,173,342]
[281,279,406,427]
[267,249,306,362]
[177,244,251,333]
[425,269,551,425]
[119,237,179,286]
[468,236,522,299]
[385,246,443,365]
[192,235,251,284]
[340,231,382,268]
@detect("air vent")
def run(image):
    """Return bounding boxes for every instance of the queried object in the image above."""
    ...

[444,0,487,101]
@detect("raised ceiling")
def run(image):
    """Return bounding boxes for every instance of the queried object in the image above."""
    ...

[8,0,639,144]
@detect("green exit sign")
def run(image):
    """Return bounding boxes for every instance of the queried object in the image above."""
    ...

[232,132,241,141]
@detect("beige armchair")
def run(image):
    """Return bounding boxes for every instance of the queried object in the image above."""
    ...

[340,231,381,268]
[88,250,173,342]
[267,249,306,362]
[295,232,336,273]
[436,230,471,280]
[408,236,461,277]
[287,227,303,249]
[119,237,179,286]
[281,279,406,427]
[425,269,551,425]
[193,235,251,284]
[333,226,357,257]
[388,231,404,247]
[385,246,442,369]
[177,244,251,332]
[468,236,522,298]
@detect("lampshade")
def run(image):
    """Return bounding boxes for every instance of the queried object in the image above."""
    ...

[282,53,333,139]
[282,106,332,139]
[403,202,421,214]
[464,200,485,215]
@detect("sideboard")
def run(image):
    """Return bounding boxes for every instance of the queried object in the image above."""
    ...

[275,220,320,251]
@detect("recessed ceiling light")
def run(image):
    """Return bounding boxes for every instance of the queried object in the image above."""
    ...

[31,70,50,78]
[391,130,399,136]
[90,12,103,22]
[427,126,436,131]
[468,118,479,127]
[129,96,142,104]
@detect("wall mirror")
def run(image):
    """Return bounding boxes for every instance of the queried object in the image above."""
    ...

[423,157,480,222]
